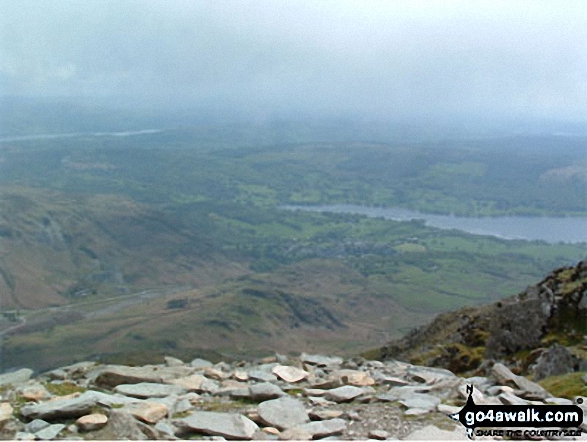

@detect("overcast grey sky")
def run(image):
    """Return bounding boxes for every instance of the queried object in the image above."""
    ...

[1,0,586,121]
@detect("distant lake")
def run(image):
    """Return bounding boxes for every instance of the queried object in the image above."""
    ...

[283,204,587,244]
[0,129,162,143]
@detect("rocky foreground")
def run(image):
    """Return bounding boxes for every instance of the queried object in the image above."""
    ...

[0,353,585,440]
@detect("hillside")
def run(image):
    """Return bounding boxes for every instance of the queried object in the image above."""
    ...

[0,186,246,310]
[372,260,587,389]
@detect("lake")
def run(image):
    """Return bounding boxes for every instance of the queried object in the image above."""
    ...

[283,204,587,244]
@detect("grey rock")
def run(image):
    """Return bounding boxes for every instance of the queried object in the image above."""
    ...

[0,368,33,387]
[297,418,346,438]
[378,375,410,387]
[179,411,258,440]
[257,397,309,430]
[405,425,467,440]
[324,385,365,403]
[154,421,178,439]
[399,393,440,412]
[464,376,493,393]
[408,365,456,384]
[248,370,277,383]
[35,423,65,440]
[24,419,50,434]
[190,358,213,369]
[165,356,185,367]
[88,409,148,440]
[174,397,193,413]
[309,409,343,420]
[492,363,549,399]
[114,382,186,398]
[20,391,98,420]
[301,354,343,367]
[91,365,192,388]
[46,369,68,380]
[545,397,573,405]
[498,392,528,405]
[249,382,285,401]
[271,365,308,383]
[168,374,219,393]
[369,429,389,440]
[532,344,579,380]
[279,418,346,440]
[15,432,36,440]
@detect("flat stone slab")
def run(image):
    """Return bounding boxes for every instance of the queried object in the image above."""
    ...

[190,358,213,369]
[114,382,186,398]
[249,382,285,400]
[20,391,97,420]
[324,385,365,403]
[257,397,309,430]
[167,374,218,393]
[24,419,50,434]
[180,411,258,440]
[399,393,440,412]
[333,369,375,387]
[126,401,168,424]
[76,413,108,431]
[0,368,33,387]
[92,365,193,388]
[298,418,347,438]
[35,423,65,440]
[405,425,468,440]
[248,370,278,383]
[301,353,343,367]
[272,365,309,383]
[492,363,548,400]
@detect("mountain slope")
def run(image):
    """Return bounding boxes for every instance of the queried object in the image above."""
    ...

[372,259,587,379]
[0,186,245,310]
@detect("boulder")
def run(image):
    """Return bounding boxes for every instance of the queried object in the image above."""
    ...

[532,344,580,380]
[492,363,549,399]
[19,385,50,402]
[293,418,346,438]
[88,409,148,440]
[0,369,33,387]
[114,382,186,398]
[405,425,468,440]
[257,397,309,430]
[24,419,49,434]
[179,411,258,440]
[324,385,365,403]
[34,423,65,440]
[76,413,108,432]
[301,354,343,367]
[272,365,309,383]
[190,358,213,369]
[0,403,13,425]
[125,401,168,424]
[368,429,389,440]
[164,356,185,367]
[248,383,285,401]
[248,370,278,383]
[334,369,375,387]
[20,391,97,420]
[399,393,440,412]
[167,374,218,393]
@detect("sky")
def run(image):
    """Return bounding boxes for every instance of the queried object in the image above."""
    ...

[1,0,587,122]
